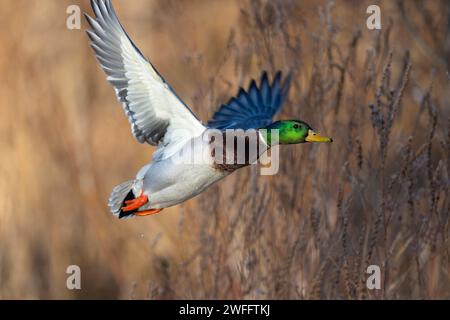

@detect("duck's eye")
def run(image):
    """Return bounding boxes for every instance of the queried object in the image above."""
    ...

[293,124,299,129]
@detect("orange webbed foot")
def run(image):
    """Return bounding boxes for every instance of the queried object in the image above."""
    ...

[121,191,148,212]
[135,208,163,216]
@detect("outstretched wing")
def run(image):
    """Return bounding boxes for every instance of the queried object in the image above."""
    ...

[84,0,205,151]
[207,72,292,130]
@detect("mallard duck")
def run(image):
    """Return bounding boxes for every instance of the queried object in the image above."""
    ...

[85,0,333,219]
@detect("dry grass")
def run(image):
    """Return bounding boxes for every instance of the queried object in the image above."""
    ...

[0,0,449,299]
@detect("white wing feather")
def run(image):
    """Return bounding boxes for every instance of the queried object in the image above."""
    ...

[85,0,205,160]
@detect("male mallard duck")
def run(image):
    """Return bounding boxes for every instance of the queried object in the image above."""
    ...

[85,0,333,219]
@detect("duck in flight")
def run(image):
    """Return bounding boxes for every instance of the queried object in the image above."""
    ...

[84,0,333,219]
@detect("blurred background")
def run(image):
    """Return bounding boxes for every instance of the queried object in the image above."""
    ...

[0,0,449,299]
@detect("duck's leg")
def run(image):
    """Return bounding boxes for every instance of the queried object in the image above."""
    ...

[135,208,163,216]
[121,191,148,212]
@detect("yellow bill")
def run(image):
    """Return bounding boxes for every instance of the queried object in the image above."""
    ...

[305,129,333,143]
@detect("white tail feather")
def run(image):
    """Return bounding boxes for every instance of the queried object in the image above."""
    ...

[108,180,136,218]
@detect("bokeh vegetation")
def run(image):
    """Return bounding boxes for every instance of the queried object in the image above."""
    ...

[0,0,449,299]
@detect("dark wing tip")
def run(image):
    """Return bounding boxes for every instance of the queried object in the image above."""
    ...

[273,70,282,84]
[260,71,269,84]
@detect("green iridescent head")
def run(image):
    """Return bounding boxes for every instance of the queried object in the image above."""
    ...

[262,120,333,145]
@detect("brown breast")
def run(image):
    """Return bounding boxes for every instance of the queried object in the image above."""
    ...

[207,130,268,173]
